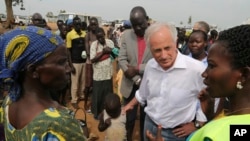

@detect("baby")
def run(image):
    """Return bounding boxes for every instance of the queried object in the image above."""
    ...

[98,93,126,141]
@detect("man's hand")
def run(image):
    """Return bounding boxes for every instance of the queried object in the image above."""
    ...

[146,125,164,141]
[122,97,138,115]
[71,66,76,74]
[122,104,134,115]
[172,122,196,138]
[124,65,139,79]
[103,47,112,54]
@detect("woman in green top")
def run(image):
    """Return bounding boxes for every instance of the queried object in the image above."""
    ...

[147,25,250,141]
[0,26,86,140]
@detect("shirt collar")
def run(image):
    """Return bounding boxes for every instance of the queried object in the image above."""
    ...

[188,52,208,66]
[172,51,187,69]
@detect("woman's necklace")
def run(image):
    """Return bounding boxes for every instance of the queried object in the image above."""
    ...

[225,107,250,116]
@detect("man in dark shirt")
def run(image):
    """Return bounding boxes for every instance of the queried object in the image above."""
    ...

[66,16,87,108]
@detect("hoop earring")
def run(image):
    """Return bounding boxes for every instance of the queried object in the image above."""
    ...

[236,81,243,90]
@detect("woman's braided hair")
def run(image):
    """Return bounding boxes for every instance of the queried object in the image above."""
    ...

[217,25,250,68]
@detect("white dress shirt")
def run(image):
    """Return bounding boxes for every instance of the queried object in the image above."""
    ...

[135,51,207,128]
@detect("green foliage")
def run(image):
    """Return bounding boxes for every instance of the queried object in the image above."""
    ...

[12,0,25,10]
[12,0,21,6]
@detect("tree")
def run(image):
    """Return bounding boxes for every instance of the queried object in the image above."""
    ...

[4,0,24,29]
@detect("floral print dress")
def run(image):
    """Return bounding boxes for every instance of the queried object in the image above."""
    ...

[0,97,86,141]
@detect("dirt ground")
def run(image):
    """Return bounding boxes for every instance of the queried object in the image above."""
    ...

[0,23,141,141]
[71,100,141,141]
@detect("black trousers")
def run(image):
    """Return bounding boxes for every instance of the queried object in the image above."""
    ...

[123,84,146,141]
[91,79,113,119]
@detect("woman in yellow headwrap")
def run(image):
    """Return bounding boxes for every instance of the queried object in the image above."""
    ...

[0,26,86,141]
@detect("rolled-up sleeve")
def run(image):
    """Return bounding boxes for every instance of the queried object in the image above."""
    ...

[135,64,150,106]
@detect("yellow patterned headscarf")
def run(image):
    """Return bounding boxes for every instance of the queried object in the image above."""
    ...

[0,26,64,101]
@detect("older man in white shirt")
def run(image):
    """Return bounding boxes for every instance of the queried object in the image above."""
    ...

[123,22,207,141]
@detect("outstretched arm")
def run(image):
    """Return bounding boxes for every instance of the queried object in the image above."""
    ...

[98,112,111,132]
[122,97,139,114]
[67,48,75,74]
[85,33,90,58]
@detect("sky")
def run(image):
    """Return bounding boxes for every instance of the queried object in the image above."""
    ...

[1,0,250,30]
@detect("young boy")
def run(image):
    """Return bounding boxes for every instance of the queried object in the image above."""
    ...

[98,93,126,141]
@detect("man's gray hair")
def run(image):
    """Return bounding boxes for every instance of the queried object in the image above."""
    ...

[144,22,177,48]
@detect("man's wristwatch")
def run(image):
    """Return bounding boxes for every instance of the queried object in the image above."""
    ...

[194,121,202,129]
[135,78,141,85]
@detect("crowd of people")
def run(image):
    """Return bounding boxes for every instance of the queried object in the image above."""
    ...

[0,5,250,141]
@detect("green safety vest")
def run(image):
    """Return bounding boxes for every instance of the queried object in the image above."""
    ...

[188,114,250,141]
